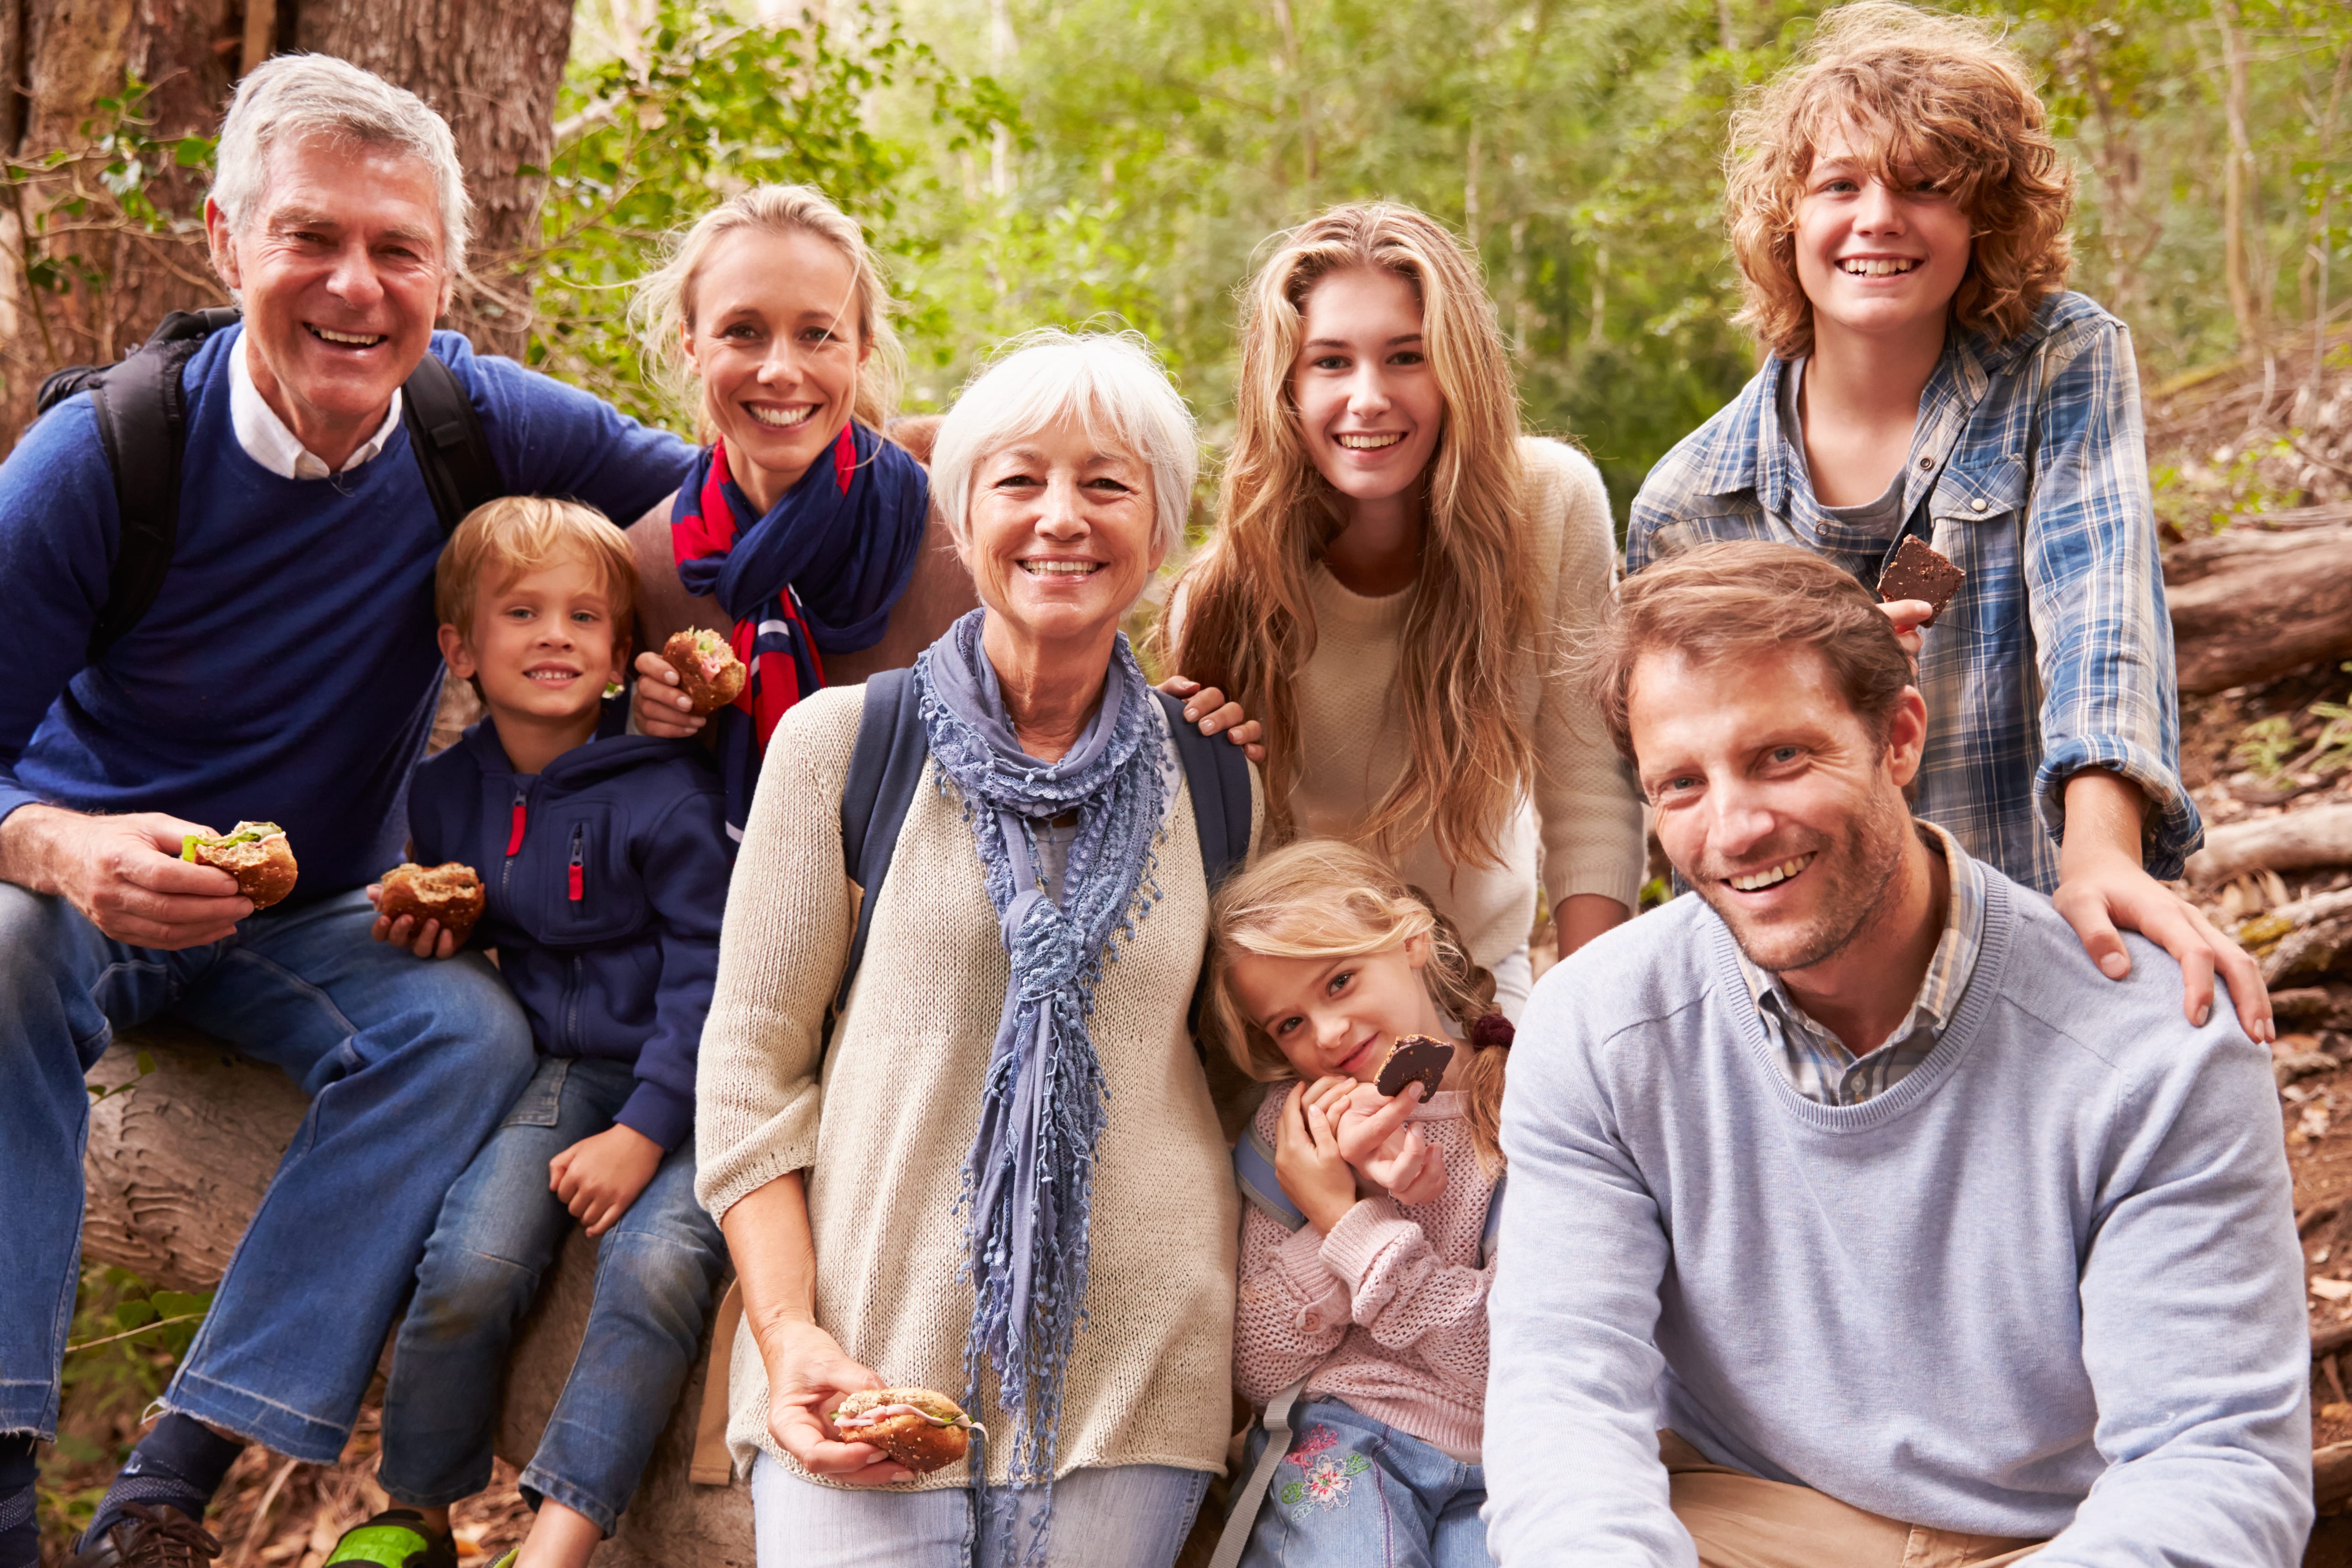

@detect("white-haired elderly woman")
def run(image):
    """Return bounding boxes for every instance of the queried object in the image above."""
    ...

[696,331,1256,1568]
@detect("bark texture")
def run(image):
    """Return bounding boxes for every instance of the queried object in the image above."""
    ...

[2162,521,2352,695]
[83,1024,752,1568]
[2185,804,2352,886]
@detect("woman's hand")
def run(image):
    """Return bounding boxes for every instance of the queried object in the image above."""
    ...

[759,1318,911,1486]
[1878,599,1931,659]
[1275,1079,1361,1233]
[1156,676,1266,764]
[633,651,706,739]
[365,884,456,959]
[550,1123,665,1237]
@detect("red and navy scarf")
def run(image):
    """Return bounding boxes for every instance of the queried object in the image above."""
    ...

[670,422,929,834]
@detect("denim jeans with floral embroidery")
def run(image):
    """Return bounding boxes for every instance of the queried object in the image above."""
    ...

[1234,1398,1490,1568]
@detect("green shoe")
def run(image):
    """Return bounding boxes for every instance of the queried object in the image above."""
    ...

[487,1555,518,1568]
[320,1510,457,1568]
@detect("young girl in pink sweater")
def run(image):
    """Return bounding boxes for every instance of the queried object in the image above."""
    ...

[1205,838,1512,1568]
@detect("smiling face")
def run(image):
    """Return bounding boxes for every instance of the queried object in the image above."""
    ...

[1227,936,1444,1085]
[682,226,871,515]
[1290,266,1446,509]
[964,418,1165,657]
[1792,122,1974,355]
[205,134,451,457]
[1631,642,1925,976]
[440,553,627,734]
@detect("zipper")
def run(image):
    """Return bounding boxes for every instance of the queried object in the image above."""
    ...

[566,953,584,1053]
[501,787,527,901]
[567,824,585,903]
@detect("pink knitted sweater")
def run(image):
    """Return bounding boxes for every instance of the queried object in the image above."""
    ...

[1233,1084,1500,1462]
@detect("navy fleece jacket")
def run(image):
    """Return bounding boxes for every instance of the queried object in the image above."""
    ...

[0,325,693,899]
[407,700,731,1152]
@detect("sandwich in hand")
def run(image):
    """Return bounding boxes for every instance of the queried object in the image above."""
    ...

[661,628,748,716]
[182,822,298,909]
[832,1387,983,1473]
[377,861,488,946]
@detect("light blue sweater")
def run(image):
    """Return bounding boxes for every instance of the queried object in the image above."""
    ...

[1487,870,2311,1565]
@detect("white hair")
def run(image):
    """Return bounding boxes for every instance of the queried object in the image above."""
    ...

[932,330,1198,560]
[212,54,472,273]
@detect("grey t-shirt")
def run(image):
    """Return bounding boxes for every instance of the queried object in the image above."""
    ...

[1780,357,1907,537]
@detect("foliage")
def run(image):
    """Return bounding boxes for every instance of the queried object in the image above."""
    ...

[37,1266,212,1544]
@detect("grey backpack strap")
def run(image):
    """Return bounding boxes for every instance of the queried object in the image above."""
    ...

[1207,1379,1306,1568]
[834,669,928,1017]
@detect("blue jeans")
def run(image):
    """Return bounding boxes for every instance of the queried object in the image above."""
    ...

[1234,1399,1490,1568]
[0,884,535,1457]
[749,1451,1209,1568]
[379,1057,727,1535]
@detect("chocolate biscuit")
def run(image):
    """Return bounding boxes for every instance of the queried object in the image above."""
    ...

[1374,1035,1453,1101]
[1877,536,1966,626]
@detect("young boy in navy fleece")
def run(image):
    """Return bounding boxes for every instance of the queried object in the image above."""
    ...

[335,497,731,1568]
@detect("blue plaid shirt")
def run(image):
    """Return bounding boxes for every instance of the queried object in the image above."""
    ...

[1627,291,2199,891]
[1733,822,1987,1106]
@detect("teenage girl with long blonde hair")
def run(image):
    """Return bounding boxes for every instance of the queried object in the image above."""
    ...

[1205,837,1513,1567]
[1160,202,1641,1014]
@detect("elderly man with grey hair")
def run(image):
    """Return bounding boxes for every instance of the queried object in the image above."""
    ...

[0,55,693,1568]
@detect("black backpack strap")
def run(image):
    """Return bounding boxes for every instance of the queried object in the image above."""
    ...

[1156,688,1253,891]
[75,307,242,665]
[399,349,502,534]
[834,668,930,1015]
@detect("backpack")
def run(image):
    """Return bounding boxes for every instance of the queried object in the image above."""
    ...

[831,666,1253,1019]
[36,307,504,664]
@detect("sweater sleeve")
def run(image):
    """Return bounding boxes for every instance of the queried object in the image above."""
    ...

[1484,990,1690,1566]
[694,692,857,1220]
[616,777,734,1153]
[1232,1091,1351,1405]
[452,338,696,531]
[0,398,118,831]
[1521,441,1645,914]
[2031,1004,2311,1565]
[1319,1191,1493,1400]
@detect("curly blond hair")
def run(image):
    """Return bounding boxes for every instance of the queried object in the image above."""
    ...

[1724,1,2074,357]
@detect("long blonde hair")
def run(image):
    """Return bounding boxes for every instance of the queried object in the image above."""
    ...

[630,183,907,435]
[1156,202,1539,869]
[1206,839,1510,1175]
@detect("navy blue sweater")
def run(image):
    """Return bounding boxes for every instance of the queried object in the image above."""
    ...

[408,701,731,1152]
[0,325,694,898]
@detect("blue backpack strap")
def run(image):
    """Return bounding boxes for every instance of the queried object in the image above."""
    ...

[1478,1172,1505,1270]
[1155,688,1252,891]
[1233,1122,1306,1232]
[835,669,929,1015]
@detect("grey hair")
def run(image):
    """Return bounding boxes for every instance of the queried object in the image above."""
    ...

[933,330,1198,559]
[212,54,472,273]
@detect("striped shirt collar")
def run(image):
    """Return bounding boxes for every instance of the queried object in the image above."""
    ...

[1733,820,1987,1107]
[228,330,403,481]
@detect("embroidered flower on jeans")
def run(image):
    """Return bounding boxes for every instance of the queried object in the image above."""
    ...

[1277,1451,1372,1511]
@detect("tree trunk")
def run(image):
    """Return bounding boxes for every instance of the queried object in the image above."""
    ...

[0,0,574,445]
[2185,805,2352,886]
[83,1025,752,1568]
[294,0,574,359]
[2162,518,2352,694]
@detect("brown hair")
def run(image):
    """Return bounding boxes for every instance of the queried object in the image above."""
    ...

[435,495,637,643]
[1724,0,2074,357]
[1206,838,1509,1175]
[1155,202,1540,870]
[1595,542,1911,762]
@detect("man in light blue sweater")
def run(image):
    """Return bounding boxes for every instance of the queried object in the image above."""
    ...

[1486,541,2310,1566]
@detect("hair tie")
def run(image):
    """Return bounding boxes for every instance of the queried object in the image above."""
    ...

[1471,1011,1515,1049]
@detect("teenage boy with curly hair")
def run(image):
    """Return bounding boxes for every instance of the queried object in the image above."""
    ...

[1627,1,2270,1046]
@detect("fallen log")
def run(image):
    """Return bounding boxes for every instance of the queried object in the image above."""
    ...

[2164,522,2352,695]
[83,1025,749,1568]
[2184,805,2352,886]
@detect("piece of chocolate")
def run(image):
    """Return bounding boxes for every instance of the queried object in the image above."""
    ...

[1374,1035,1454,1100]
[1876,536,1967,627]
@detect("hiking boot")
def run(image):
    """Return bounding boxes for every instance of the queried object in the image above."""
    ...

[66,1504,221,1568]
[321,1510,458,1568]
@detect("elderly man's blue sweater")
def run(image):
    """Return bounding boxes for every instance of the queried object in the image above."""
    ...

[0,325,692,898]
[1485,870,2311,1566]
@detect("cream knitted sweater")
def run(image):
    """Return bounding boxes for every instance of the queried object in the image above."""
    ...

[1292,437,1643,968]
[696,683,1250,1487]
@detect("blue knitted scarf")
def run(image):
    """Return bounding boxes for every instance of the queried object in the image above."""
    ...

[915,610,1167,1550]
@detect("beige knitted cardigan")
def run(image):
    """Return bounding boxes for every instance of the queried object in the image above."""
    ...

[696,683,1253,1487]
[1289,436,1644,967]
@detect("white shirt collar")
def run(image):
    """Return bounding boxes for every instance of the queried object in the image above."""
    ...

[228,331,403,480]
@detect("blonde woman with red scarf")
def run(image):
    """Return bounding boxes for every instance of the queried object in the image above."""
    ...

[626,185,1256,831]
[1159,204,1642,1013]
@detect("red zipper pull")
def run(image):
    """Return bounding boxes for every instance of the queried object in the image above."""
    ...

[568,825,584,902]
[505,792,527,856]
